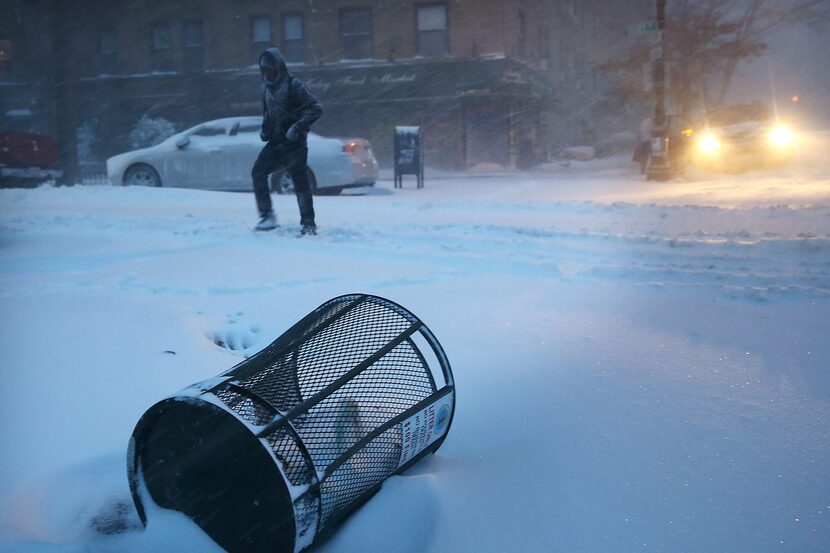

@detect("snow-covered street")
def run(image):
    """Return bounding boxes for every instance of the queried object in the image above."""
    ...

[1,161,829,553]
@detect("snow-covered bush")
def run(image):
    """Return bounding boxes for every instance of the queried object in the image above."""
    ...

[128,116,176,150]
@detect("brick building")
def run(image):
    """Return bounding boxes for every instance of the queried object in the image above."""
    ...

[0,1,56,136]
[1,0,650,178]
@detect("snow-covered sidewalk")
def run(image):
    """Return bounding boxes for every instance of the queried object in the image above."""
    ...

[1,164,829,552]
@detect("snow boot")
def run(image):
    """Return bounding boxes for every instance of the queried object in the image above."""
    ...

[255,212,277,231]
[300,224,317,236]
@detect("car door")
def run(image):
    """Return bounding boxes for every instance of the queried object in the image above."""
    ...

[221,119,263,190]
[177,122,229,189]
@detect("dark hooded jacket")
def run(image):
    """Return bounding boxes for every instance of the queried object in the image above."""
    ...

[259,47,323,144]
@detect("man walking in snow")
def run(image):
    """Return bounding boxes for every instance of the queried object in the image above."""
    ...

[252,47,323,234]
[633,116,653,175]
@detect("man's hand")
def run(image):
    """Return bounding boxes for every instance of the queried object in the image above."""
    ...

[260,129,268,142]
[286,123,303,141]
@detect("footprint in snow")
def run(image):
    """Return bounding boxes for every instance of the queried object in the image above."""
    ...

[208,312,263,356]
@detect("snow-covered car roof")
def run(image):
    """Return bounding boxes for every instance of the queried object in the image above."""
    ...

[174,117,321,140]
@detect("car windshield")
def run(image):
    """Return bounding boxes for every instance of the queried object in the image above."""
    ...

[708,102,771,127]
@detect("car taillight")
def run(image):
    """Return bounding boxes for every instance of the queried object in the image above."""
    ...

[342,141,360,155]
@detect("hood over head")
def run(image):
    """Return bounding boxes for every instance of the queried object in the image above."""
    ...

[259,47,288,86]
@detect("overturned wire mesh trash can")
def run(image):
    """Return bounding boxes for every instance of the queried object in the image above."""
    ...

[128,294,455,553]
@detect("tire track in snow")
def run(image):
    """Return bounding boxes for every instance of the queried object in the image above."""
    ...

[315,222,830,299]
[2,205,829,300]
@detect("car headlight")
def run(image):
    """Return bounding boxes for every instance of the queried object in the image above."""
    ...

[698,133,721,154]
[769,125,794,147]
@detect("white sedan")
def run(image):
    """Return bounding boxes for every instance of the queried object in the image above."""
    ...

[106,117,378,195]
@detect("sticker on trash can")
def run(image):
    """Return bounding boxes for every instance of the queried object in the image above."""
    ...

[398,391,453,468]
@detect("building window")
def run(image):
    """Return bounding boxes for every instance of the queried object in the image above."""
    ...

[0,39,12,78]
[97,29,117,75]
[183,20,204,71]
[252,16,272,60]
[416,4,448,57]
[151,24,172,72]
[517,11,526,59]
[339,8,373,60]
[282,14,304,64]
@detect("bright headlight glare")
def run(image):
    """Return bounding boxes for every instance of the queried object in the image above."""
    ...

[698,134,721,154]
[769,125,794,147]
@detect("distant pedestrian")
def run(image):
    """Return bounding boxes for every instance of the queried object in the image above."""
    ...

[633,116,653,174]
[252,47,323,234]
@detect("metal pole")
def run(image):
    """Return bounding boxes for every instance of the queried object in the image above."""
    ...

[51,0,79,186]
[647,0,672,181]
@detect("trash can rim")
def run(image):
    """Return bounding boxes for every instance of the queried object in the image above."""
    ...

[128,395,297,552]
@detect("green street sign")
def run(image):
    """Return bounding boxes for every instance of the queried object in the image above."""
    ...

[626,21,659,35]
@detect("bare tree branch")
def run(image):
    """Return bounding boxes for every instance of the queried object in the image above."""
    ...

[603,0,830,119]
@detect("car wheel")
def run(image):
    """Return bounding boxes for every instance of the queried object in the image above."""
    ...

[271,172,294,194]
[270,167,317,195]
[123,163,161,187]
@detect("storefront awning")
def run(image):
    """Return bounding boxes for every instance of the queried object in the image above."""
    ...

[218,56,554,112]
[294,57,553,105]
[71,57,556,131]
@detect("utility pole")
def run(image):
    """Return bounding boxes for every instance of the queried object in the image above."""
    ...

[647,0,671,181]
[51,0,79,186]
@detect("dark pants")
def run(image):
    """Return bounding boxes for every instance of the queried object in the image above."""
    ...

[251,141,315,226]
[633,140,652,174]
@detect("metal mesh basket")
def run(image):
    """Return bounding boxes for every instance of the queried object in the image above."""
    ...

[128,294,455,553]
